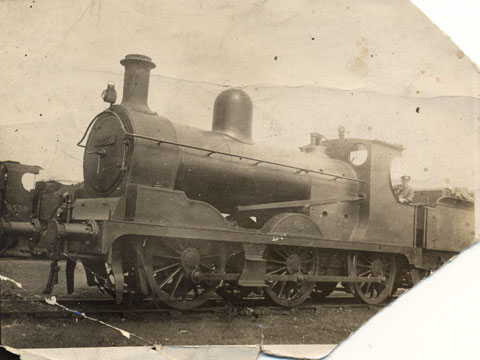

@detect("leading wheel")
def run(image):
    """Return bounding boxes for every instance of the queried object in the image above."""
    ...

[264,245,319,307]
[144,238,226,309]
[349,253,397,305]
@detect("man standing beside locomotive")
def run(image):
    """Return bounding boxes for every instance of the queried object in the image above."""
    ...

[393,175,414,204]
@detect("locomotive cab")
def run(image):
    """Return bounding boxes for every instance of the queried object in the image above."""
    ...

[325,138,415,247]
[0,161,42,253]
[0,161,42,219]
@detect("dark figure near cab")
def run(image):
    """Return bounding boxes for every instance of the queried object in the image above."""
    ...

[393,175,414,204]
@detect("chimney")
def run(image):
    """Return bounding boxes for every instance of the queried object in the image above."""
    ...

[120,54,156,113]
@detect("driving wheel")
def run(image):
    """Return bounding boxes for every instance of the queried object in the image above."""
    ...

[264,245,319,307]
[144,238,226,309]
[349,253,397,305]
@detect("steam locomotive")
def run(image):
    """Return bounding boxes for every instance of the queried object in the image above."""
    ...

[0,161,83,256]
[38,54,474,308]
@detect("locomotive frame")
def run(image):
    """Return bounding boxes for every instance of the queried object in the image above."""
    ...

[37,54,474,309]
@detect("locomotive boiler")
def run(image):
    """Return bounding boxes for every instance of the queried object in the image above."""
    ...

[83,55,357,219]
[41,54,475,308]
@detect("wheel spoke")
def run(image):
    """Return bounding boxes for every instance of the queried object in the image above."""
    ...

[267,259,287,265]
[298,248,310,258]
[268,266,287,275]
[277,281,287,297]
[365,281,372,296]
[286,285,297,299]
[356,264,371,269]
[272,247,288,260]
[270,270,287,288]
[154,262,181,274]
[163,241,182,255]
[359,254,373,265]
[154,254,180,261]
[158,267,181,289]
[170,273,184,298]
[358,269,371,277]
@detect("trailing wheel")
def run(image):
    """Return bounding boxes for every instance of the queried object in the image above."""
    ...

[349,253,397,305]
[144,238,226,309]
[264,245,319,307]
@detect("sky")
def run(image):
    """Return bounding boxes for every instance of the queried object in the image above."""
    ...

[0,0,478,190]
[408,0,479,191]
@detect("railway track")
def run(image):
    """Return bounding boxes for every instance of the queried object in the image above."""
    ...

[1,294,388,320]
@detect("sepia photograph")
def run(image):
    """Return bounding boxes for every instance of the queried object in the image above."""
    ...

[0,0,478,359]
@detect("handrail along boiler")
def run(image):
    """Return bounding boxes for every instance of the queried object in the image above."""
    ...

[42,54,475,308]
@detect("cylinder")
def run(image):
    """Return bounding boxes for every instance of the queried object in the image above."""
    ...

[45,219,98,244]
